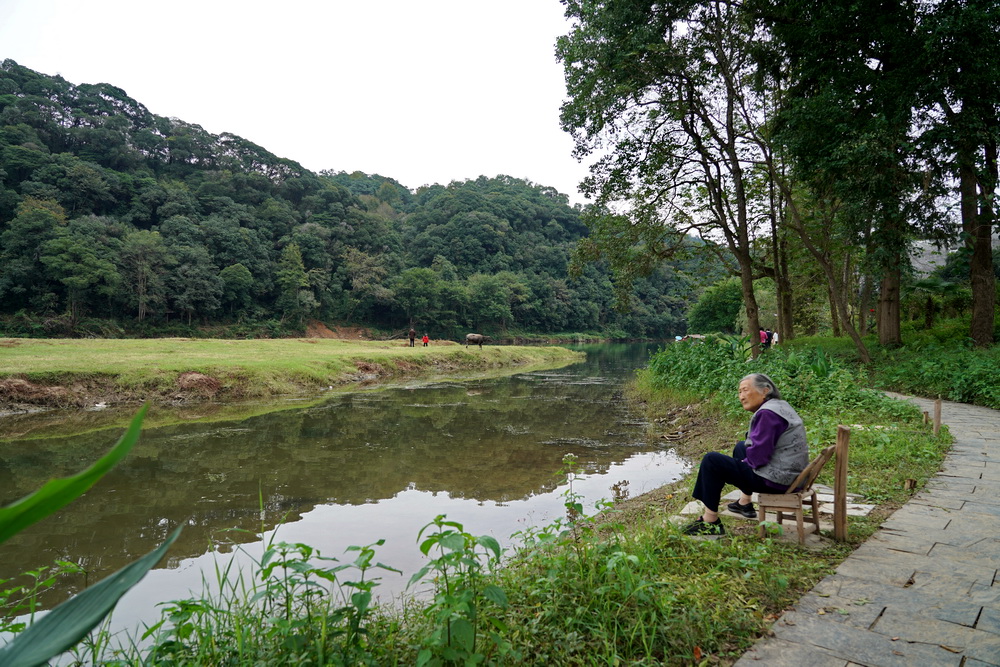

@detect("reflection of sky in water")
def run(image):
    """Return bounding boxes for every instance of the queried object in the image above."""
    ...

[105,447,688,645]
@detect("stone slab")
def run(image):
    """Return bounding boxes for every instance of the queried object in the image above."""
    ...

[871,607,979,648]
[835,553,995,594]
[910,494,967,510]
[771,610,964,666]
[823,575,982,627]
[733,637,850,666]
[930,540,1000,568]
[966,658,1000,667]
[925,479,978,493]
[868,529,942,554]
[966,633,1000,665]
[969,583,1000,606]
[908,570,983,600]
[794,591,885,630]
[818,502,876,516]
[978,606,1000,637]
[954,498,1000,518]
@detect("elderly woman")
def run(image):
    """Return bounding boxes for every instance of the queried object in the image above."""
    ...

[683,373,809,536]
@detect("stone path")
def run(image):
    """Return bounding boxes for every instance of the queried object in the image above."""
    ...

[735,395,1000,667]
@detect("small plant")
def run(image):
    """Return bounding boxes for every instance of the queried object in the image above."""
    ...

[408,515,512,666]
[560,452,584,523]
[141,537,401,665]
[0,560,86,635]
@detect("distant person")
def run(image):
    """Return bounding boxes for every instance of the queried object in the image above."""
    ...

[408,328,416,347]
[682,373,809,536]
[422,334,429,347]
[759,327,767,349]
[772,330,780,346]
[764,328,773,349]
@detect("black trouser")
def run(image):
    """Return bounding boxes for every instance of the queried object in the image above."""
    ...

[691,442,779,512]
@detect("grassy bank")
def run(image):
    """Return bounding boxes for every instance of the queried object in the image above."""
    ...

[0,338,583,411]
[782,317,1000,409]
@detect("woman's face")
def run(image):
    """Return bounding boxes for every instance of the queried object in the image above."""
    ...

[738,378,769,412]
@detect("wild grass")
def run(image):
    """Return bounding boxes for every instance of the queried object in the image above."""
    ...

[785,317,1000,409]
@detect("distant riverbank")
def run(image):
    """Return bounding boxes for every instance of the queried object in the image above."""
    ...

[0,337,583,413]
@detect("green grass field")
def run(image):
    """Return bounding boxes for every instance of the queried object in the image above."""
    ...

[0,337,583,405]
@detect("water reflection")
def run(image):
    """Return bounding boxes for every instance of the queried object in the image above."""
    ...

[0,342,687,633]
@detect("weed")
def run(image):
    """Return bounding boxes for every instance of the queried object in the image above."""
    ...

[407,515,513,666]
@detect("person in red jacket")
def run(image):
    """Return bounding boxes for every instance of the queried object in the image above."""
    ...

[421,334,429,347]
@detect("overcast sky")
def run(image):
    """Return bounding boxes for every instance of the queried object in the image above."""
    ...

[0,0,592,203]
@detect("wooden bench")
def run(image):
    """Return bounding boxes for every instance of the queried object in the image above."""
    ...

[757,445,837,544]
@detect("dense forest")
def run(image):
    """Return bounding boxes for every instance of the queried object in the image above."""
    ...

[0,60,720,340]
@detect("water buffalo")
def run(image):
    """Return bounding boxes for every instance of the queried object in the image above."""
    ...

[465,333,492,349]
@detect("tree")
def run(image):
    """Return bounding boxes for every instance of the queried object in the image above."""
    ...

[275,242,312,325]
[0,197,66,312]
[167,245,223,325]
[343,247,393,322]
[467,273,513,331]
[558,0,776,354]
[919,0,1000,347]
[392,267,443,326]
[119,230,172,322]
[687,278,744,334]
[219,263,254,317]
[751,0,939,347]
[40,229,119,324]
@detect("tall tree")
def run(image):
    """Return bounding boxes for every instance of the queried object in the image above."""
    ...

[167,245,223,325]
[40,227,120,324]
[119,230,172,322]
[558,0,777,353]
[920,0,1000,347]
[275,242,315,325]
[751,0,938,347]
[0,197,66,312]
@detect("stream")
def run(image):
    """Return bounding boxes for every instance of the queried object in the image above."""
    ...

[0,342,689,642]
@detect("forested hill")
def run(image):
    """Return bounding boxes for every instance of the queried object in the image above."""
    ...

[0,60,715,339]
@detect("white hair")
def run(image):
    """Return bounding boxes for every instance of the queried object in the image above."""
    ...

[741,373,781,400]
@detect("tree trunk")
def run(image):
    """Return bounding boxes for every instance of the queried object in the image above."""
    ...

[828,284,841,337]
[859,277,873,337]
[739,259,761,357]
[776,227,795,343]
[768,176,795,343]
[968,140,997,347]
[878,267,902,346]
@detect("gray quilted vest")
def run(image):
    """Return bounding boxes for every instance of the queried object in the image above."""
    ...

[747,399,809,487]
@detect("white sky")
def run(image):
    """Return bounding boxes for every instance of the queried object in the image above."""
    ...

[0,0,592,204]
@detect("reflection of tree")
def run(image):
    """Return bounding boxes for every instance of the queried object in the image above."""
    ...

[0,345,663,603]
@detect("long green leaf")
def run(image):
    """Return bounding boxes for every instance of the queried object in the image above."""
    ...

[0,524,182,667]
[0,404,147,544]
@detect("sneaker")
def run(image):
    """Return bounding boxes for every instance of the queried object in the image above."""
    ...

[726,501,757,518]
[682,517,726,536]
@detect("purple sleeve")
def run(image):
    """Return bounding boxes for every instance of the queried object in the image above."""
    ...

[744,409,789,469]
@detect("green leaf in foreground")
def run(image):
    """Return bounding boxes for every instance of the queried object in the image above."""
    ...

[0,524,182,667]
[0,404,148,544]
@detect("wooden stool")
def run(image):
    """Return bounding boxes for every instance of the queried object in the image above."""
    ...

[757,445,836,544]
